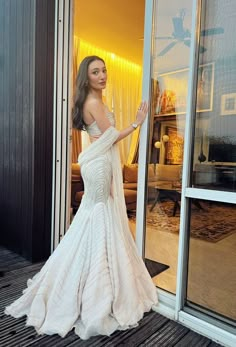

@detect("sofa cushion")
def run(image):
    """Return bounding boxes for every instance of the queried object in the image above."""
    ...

[123,182,137,190]
[123,164,138,183]
[156,164,181,182]
[124,189,137,204]
[72,163,81,176]
[123,163,159,184]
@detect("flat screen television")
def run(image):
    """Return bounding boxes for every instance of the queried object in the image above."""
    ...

[208,143,236,162]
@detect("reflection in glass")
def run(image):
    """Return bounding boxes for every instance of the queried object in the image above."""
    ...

[189,0,236,326]
[187,200,236,322]
[191,0,236,192]
[145,0,193,294]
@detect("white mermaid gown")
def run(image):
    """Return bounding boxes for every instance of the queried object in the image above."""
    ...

[5,111,158,340]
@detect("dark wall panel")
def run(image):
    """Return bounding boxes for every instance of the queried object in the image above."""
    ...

[0,0,35,255]
[33,0,55,261]
[0,0,55,262]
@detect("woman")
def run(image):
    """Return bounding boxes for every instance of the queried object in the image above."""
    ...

[5,55,158,340]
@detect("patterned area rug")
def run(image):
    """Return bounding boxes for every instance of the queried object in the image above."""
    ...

[130,201,236,243]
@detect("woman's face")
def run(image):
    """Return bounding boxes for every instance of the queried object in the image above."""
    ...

[87,60,107,91]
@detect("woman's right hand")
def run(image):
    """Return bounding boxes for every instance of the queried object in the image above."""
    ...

[136,101,148,125]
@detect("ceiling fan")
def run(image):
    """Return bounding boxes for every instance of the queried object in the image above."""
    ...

[157,9,224,56]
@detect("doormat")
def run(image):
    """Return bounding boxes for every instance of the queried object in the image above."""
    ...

[145,258,169,277]
[130,201,236,243]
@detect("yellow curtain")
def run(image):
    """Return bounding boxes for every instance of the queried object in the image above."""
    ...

[74,37,142,163]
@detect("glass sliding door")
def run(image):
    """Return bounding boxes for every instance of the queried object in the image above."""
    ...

[144,0,193,294]
[185,0,236,327]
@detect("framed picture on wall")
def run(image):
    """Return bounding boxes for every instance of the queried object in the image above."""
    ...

[155,62,214,116]
[221,93,236,115]
[165,126,184,165]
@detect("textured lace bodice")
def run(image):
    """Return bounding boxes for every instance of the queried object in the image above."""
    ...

[85,111,115,137]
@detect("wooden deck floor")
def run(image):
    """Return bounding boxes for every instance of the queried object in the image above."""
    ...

[0,246,223,347]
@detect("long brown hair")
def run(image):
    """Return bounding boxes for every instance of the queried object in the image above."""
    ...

[72,55,105,130]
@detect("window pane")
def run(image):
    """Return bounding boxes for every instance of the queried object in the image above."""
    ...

[191,0,236,192]
[187,200,236,322]
[145,0,193,293]
[188,0,236,326]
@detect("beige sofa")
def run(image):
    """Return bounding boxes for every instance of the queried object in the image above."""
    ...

[149,164,181,187]
[123,162,181,184]
[123,163,182,201]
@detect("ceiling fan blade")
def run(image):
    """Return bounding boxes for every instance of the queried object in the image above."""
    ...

[156,36,173,40]
[158,41,178,56]
[172,17,184,36]
[201,27,224,36]
[184,39,191,47]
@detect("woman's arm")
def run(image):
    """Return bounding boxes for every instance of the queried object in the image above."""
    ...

[85,100,148,143]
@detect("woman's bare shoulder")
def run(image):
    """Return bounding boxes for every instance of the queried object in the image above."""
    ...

[84,97,103,111]
[82,98,98,123]
[84,98,107,120]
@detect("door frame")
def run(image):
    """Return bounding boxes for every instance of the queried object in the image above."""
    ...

[51,0,73,250]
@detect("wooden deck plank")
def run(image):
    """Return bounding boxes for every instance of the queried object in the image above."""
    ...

[174,330,216,346]
[0,246,31,273]
[0,318,37,346]
[11,331,72,347]
[0,263,43,280]
[25,331,80,347]
[139,320,189,346]
[0,315,26,332]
